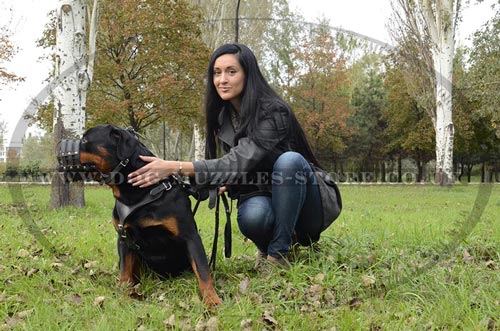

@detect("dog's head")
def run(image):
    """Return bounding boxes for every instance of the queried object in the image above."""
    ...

[57,125,153,184]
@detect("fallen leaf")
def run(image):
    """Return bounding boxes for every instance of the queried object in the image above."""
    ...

[195,319,205,331]
[240,319,253,330]
[84,261,98,269]
[51,262,64,269]
[178,301,190,310]
[487,317,498,331]
[70,294,82,305]
[26,268,39,277]
[163,314,176,328]
[362,274,376,287]
[262,310,278,327]
[309,284,323,296]
[486,260,496,270]
[349,297,362,310]
[463,250,473,263]
[314,273,325,283]
[238,277,251,294]
[206,317,217,331]
[93,296,105,308]
[15,309,34,319]
[17,249,30,258]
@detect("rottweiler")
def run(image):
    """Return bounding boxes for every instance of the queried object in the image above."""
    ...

[57,124,221,306]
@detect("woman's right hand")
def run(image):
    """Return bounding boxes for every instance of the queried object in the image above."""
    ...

[128,156,175,188]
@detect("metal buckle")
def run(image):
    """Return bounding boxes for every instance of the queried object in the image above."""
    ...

[119,159,130,168]
[162,181,172,191]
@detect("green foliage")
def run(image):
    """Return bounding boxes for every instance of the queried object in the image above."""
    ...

[286,28,352,163]
[347,64,387,169]
[467,9,500,138]
[88,0,210,133]
[382,62,434,158]
[20,133,55,173]
[0,25,24,85]
[1,184,500,329]
[452,47,497,166]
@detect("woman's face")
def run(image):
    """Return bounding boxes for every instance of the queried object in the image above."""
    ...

[213,54,245,111]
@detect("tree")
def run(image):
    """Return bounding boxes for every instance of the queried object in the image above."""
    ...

[20,133,56,179]
[0,118,6,151]
[390,0,461,186]
[86,0,209,134]
[383,62,435,182]
[0,25,23,86]
[467,8,500,138]
[51,0,100,209]
[347,65,388,181]
[287,28,352,168]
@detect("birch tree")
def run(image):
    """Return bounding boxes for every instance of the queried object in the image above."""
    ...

[390,0,460,186]
[51,0,99,208]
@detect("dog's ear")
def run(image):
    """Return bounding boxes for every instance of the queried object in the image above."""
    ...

[110,126,139,161]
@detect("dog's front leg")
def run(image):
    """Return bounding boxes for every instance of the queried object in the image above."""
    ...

[186,234,222,306]
[117,238,141,286]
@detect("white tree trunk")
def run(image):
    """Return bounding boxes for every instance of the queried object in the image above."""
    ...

[51,0,99,208]
[193,123,205,161]
[53,0,88,137]
[421,0,457,186]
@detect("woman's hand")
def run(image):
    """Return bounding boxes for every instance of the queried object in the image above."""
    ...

[128,156,174,188]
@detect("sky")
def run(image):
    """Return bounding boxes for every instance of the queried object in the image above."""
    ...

[0,0,497,147]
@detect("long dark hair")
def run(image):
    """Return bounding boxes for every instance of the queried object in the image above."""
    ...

[204,43,319,166]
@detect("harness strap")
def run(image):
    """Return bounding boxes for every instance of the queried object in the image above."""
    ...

[115,178,175,250]
[101,158,130,185]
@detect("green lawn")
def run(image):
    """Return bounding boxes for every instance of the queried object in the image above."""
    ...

[1,184,499,330]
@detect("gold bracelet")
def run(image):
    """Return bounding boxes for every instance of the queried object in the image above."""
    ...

[178,161,183,176]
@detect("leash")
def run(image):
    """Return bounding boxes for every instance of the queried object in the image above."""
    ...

[207,193,231,270]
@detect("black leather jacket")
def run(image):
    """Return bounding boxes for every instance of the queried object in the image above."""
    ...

[193,102,293,202]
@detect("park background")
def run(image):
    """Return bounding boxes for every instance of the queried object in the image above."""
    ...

[1,0,500,330]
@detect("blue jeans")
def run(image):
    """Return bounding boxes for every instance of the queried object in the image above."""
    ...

[237,152,323,259]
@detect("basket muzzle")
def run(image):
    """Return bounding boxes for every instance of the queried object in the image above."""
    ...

[57,139,96,174]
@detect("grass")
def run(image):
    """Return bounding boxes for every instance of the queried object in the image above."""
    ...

[1,183,499,330]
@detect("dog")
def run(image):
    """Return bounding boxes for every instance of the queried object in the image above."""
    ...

[57,124,221,306]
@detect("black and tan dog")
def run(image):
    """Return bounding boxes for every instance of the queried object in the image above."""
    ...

[57,125,221,306]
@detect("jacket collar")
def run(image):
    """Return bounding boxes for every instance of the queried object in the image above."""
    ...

[217,106,236,147]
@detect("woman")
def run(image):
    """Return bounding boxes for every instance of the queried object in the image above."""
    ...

[128,43,326,268]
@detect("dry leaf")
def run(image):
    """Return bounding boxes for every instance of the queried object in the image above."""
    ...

[26,268,39,277]
[205,317,217,331]
[240,319,253,330]
[349,297,362,310]
[314,273,325,283]
[262,310,278,326]
[93,296,105,308]
[164,314,176,328]
[70,294,82,305]
[51,262,64,269]
[238,277,251,294]
[195,319,206,331]
[17,249,29,258]
[15,309,34,319]
[309,284,323,296]
[463,250,473,263]
[84,261,98,269]
[486,260,496,270]
[362,274,376,287]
